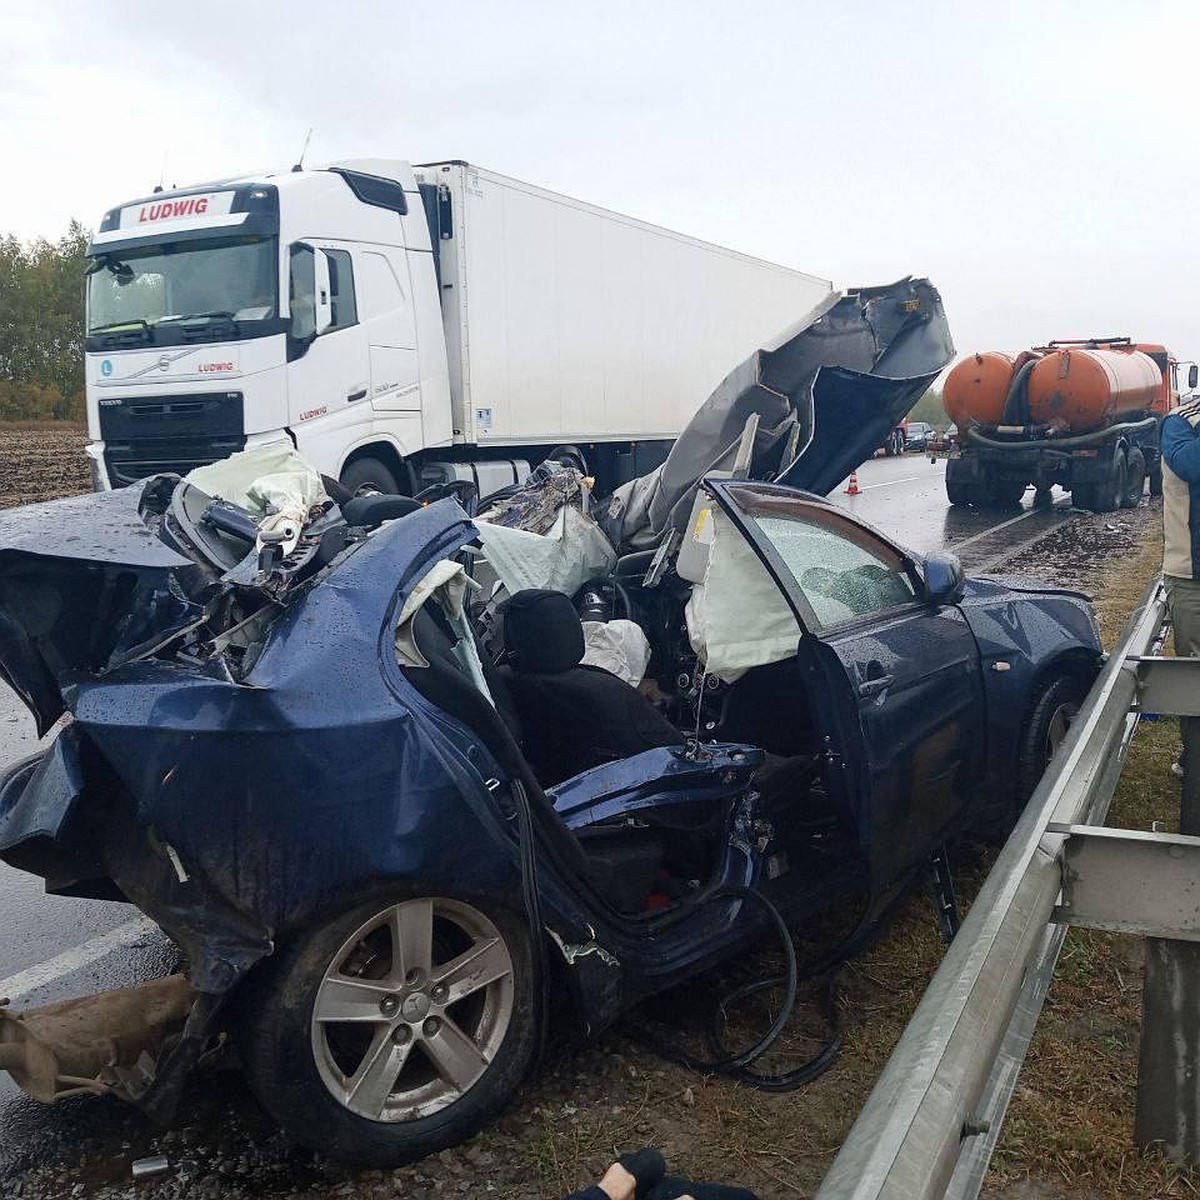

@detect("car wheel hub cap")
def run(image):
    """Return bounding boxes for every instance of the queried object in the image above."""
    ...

[310,897,515,1123]
[401,992,431,1022]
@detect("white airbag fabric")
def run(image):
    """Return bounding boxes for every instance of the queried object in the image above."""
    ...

[476,505,617,597]
[184,442,327,515]
[581,619,652,687]
[685,507,801,682]
[185,443,328,556]
[394,560,490,704]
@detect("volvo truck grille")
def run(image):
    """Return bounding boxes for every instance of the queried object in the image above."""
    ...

[99,391,246,486]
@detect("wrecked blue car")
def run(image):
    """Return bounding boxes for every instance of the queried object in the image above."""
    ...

[0,281,1101,1166]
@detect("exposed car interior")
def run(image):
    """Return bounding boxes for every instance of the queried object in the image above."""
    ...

[138,454,923,923]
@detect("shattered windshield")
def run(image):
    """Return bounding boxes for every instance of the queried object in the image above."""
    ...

[87,236,278,333]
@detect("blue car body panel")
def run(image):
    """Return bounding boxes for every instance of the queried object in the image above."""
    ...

[0,480,1101,1029]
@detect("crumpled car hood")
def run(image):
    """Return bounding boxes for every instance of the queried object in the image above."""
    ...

[0,487,204,734]
[607,277,955,550]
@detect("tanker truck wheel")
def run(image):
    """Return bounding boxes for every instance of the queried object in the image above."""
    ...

[1122,448,1146,508]
[1074,452,1125,514]
[1093,452,1126,514]
[1149,455,1164,498]
[945,473,977,507]
[981,477,1026,508]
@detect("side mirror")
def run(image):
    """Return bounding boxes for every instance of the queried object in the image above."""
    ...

[923,551,966,605]
[1189,364,1198,391]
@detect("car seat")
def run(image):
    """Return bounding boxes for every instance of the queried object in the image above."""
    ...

[498,589,684,786]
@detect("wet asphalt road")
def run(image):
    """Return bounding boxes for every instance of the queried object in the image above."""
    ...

[0,453,1082,1192]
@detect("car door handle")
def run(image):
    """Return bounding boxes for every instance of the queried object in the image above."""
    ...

[347,387,367,402]
[858,674,894,698]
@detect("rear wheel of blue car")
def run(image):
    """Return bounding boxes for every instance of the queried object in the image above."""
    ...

[237,894,536,1166]
[1015,673,1088,813]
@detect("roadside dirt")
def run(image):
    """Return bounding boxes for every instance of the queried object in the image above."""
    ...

[0,444,1187,1199]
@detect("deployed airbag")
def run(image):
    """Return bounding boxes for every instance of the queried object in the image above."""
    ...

[685,507,801,682]
[476,506,617,598]
[581,619,652,687]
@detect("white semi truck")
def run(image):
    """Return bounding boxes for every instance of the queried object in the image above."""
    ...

[84,160,832,496]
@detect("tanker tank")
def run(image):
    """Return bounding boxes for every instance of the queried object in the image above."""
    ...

[1027,346,1161,433]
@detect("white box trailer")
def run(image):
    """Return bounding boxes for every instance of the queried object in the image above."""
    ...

[417,162,832,448]
[84,159,832,495]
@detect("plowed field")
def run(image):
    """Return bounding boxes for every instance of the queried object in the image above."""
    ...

[0,424,90,509]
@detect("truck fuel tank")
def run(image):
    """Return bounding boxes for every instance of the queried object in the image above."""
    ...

[1027,347,1162,433]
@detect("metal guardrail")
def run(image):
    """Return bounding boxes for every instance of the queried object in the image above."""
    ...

[816,577,1175,1200]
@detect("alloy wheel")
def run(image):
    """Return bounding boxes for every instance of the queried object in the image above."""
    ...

[1045,700,1080,761]
[310,898,515,1122]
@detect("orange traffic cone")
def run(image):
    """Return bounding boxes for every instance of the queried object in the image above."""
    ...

[844,470,861,496]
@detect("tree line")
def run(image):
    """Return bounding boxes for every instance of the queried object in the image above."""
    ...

[0,223,90,422]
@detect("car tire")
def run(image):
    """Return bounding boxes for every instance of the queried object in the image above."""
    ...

[1122,447,1146,508]
[1014,672,1088,814]
[341,456,401,496]
[236,894,537,1167]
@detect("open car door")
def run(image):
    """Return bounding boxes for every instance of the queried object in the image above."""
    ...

[705,479,986,893]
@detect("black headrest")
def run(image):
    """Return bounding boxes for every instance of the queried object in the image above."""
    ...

[502,589,584,674]
[341,493,422,528]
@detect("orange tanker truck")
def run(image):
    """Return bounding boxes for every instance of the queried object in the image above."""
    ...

[943,338,1196,512]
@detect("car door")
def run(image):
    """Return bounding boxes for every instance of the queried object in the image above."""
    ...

[708,479,986,890]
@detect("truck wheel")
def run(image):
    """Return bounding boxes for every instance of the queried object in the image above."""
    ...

[236,894,536,1167]
[341,457,401,495]
[1014,672,1087,814]
[1149,456,1164,498]
[945,474,975,506]
[1122,448,1146,508]
[1075,453,1124,513]
[981,478,1026,507]
[1092,453,1125,514]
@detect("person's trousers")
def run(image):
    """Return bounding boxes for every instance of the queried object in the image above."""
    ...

[1165,575,1200,834]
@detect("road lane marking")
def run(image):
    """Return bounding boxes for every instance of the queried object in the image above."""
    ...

[856,473,933,491]
[0,916,160,1003]
[970,513,1078,574]
[949,497,1074,553]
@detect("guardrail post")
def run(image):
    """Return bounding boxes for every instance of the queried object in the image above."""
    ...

[1134,710,1200,1162]
[1135,939,1200,1161]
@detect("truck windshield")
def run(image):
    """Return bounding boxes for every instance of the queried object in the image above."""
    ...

[87,236,278,334]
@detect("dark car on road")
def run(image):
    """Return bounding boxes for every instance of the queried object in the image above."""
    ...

[0,463,1100,1166]
[904,420,938,451]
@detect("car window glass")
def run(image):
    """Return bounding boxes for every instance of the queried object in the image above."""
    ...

[727,487,917,628]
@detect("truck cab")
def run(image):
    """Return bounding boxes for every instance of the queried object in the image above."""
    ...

[85,161,449,493]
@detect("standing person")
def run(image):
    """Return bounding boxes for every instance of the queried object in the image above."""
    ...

[1159,396,1200,829]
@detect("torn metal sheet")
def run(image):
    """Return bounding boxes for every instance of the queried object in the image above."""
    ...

[606,277,954,550]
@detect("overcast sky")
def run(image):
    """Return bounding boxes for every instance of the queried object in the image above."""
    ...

[3,0,1196,363]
